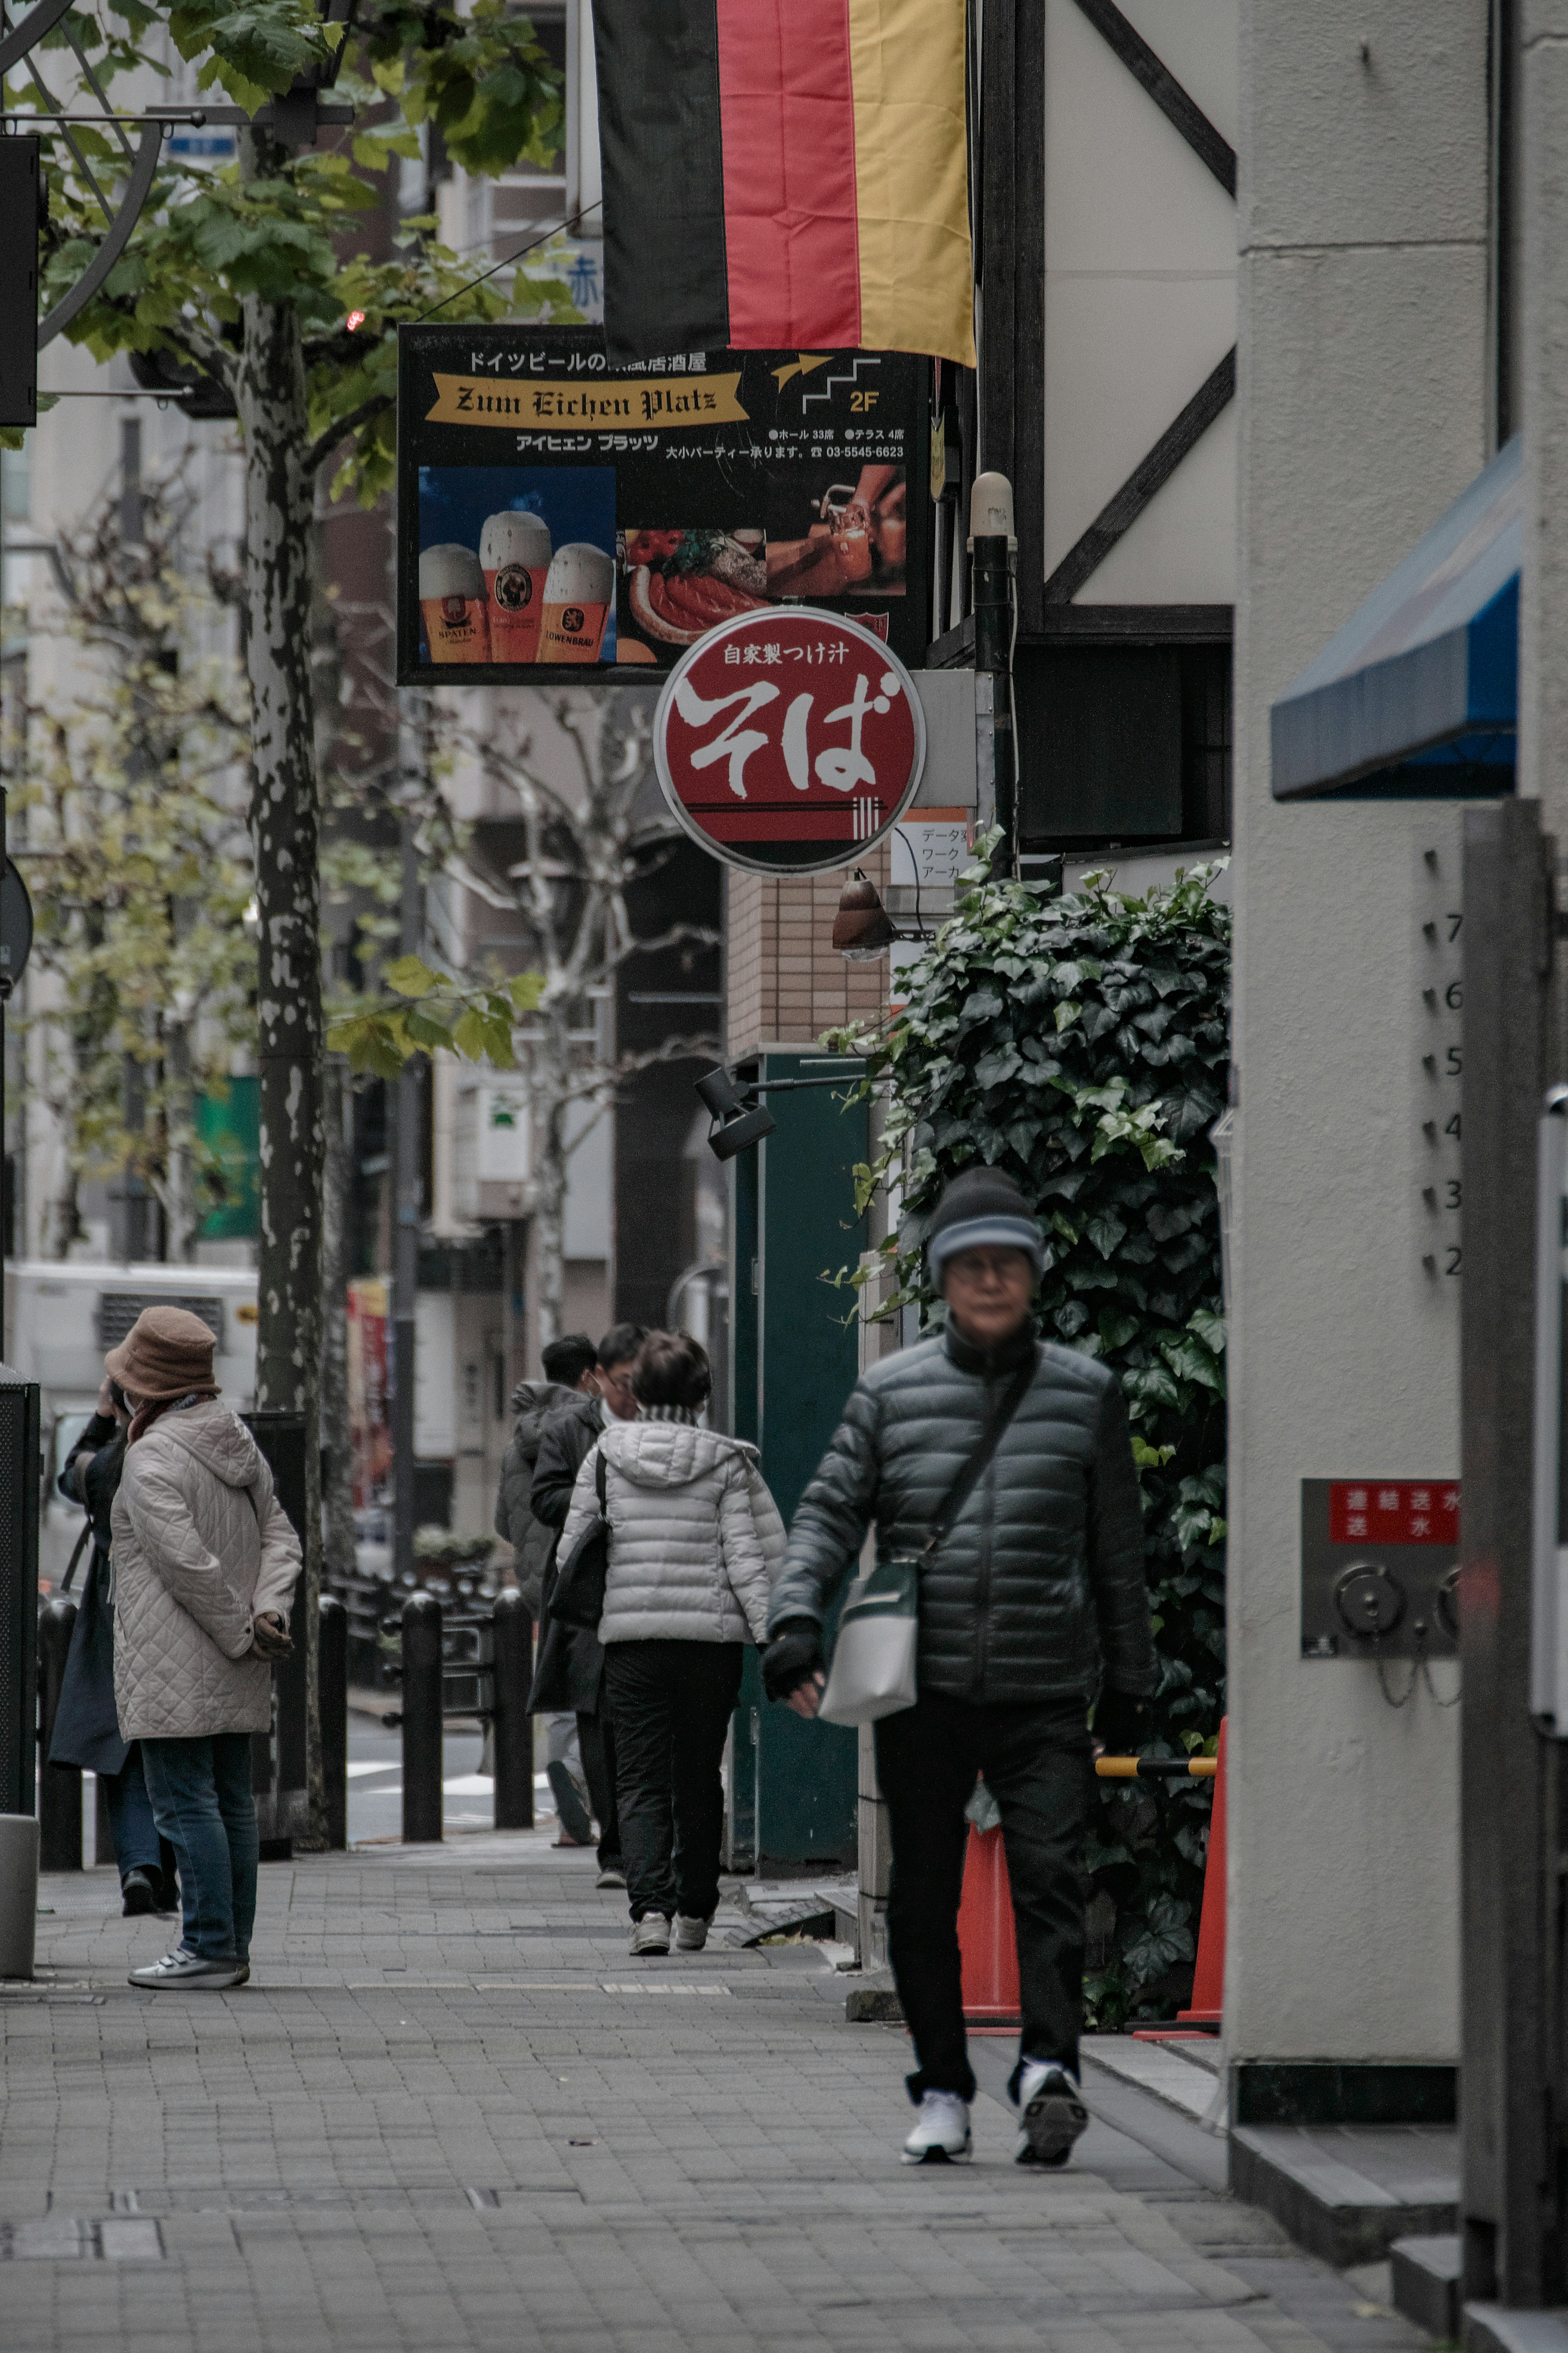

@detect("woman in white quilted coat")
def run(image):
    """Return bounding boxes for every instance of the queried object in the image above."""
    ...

[106,1306,302,1993]
[558,1329,783,1956]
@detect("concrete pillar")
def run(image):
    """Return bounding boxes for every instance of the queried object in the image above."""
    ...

[1520,2,1568,852]
[1227,6,1490,2087]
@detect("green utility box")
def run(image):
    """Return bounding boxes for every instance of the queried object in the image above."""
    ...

[728,1051,866,1872]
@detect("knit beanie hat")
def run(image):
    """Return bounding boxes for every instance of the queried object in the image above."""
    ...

[104,1305,219,1400]
[926,1166,1044,1286]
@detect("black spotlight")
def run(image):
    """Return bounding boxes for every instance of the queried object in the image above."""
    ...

[695,1067,777,1162]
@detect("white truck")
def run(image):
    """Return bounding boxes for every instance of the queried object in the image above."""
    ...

[5,1260,259,1587]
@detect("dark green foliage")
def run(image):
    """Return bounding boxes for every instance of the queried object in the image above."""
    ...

[832,846,1230,2027]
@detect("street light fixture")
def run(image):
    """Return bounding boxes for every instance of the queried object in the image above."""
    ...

[831,869,901,960]
[695,1067,777,1162]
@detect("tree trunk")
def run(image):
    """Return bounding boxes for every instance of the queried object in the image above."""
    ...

[238,136,325,1843]
[321,1056,356,1595]
[532,1112,568,1356]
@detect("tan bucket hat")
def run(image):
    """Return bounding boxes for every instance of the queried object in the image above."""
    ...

[104,1305,219,1401]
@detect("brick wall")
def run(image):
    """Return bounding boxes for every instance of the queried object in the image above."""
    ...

[726,845,892,1058]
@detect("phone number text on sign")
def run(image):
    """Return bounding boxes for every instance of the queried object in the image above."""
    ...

[653,607,926,877]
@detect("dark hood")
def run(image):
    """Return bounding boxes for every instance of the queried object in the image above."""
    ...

[508,1381,579,1452]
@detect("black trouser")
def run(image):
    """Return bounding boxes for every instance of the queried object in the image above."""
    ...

[577,1708,621,1873]
[875,1691,1094,2103]
[603,1639,743,1921]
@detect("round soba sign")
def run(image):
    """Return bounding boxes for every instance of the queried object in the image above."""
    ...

[653,606,927,875]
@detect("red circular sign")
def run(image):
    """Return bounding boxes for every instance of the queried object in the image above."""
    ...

[653,607,927,875]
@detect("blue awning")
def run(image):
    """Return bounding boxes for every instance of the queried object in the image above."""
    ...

[1271,436,1519,801]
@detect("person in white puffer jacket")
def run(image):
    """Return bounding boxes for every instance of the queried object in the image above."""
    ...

[558,1329,782,1956]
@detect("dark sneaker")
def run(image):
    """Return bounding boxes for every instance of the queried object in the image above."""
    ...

[128,1948,245,1992]
[120,1869,158,1918]
[1018,2063,1089,2167]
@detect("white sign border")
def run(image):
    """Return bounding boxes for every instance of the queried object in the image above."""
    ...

[652,605,928,879]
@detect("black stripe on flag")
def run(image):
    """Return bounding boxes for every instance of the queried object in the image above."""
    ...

[593,0,730,364]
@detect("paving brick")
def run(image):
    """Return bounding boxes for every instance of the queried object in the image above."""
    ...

[0,1845,1431,2351]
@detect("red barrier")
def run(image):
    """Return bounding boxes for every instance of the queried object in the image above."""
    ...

[1177,1717,1227,2026]
[958,1823,1021,2024]
[956,1720,1226,2034]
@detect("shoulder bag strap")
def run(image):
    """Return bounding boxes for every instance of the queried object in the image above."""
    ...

[922,1347,1038,1558]
[59,1516,93,1593]
[595,1446,608,1512]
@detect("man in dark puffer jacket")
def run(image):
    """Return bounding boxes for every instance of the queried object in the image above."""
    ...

[764,1166,1155,2171]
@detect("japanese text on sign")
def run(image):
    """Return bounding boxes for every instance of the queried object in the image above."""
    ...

[1327,1480,1460,1546]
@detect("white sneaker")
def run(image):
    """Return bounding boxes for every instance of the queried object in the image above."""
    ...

[674,1914,711,1952]
[1017,2060,1088,2167]
[629,1915,671,1956]
[901,2090,972,2166]
[128,1947,245,1992]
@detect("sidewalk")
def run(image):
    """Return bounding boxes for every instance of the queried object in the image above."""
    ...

[2,1834,1431,2352]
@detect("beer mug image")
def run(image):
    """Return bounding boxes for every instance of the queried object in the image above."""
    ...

[419,543,490,665]
[538,542,614,664]
[481,510,552,663]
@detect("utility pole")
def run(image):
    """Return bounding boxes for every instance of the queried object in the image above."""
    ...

[391,814,421,1585]
[970,471,1017,879]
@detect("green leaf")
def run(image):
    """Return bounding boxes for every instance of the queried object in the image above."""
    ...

[1054,1000,1080,1034]
[385,955,439,997]
[450,1008,490,1061]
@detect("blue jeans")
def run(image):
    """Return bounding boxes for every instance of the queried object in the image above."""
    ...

[102,1745,163,1876]
[139,1733,258,1963]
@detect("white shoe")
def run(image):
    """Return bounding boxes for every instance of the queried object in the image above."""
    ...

[128,1947,244,1992]
[629,1915,671,1956]
[1017,2060,1088,2167]
[674,1914,711,1952]
[901,2090,972,2166]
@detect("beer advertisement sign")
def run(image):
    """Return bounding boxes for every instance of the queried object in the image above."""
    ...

[396,326,928,687]
[653,608,926,877]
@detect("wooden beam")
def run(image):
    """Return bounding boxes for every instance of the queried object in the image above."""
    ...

[1070,0,1236,196]
[1043,347,1236,605]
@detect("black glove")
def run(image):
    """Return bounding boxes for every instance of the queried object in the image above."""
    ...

[762,1620,824,1703]
[1094,1686,1150,1755]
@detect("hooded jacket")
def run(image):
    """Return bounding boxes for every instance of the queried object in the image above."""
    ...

[111,1399,303,1740]
[558,1410,784,1647]
[494,1378,577,1615]
[767,1321,1155,1708]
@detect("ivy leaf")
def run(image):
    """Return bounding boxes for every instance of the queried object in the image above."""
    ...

[1054,1000,1081,1033]
[1086,1210,1127,1260]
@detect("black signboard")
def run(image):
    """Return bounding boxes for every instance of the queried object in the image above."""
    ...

[396,326,928,687]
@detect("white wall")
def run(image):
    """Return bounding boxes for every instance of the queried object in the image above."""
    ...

[1227,1,1491,2063]
[1043,0,1238,602]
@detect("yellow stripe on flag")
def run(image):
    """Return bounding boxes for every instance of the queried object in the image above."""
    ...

[846,0,975,367]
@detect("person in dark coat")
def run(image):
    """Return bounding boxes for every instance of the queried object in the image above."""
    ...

[762,1167,1156,2172]
[529,1322,645,1887]
[495,1334,597,1849]
[494,1334,595,1617]
[48,1378,175,1916]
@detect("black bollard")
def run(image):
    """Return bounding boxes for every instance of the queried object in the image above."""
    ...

[401,1591,443,1844]
[491,1590,534,1831]
[319,1595,348,1851]
[36,1598,82,1871]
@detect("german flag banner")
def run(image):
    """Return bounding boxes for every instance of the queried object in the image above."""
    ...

[592,0,974,370]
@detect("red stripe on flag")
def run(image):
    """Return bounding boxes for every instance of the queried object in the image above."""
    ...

[715,0,862,349]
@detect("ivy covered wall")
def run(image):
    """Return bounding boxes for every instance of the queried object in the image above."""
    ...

[837,854,1231,2024]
